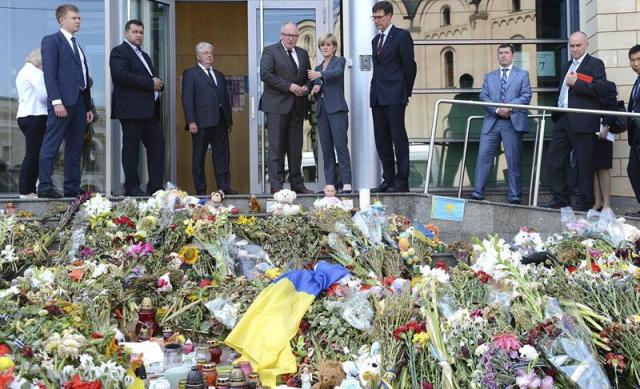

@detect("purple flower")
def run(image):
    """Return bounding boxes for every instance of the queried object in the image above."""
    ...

[127,242,155,257]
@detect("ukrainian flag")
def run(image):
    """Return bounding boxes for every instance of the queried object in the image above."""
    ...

[225,261,349,388]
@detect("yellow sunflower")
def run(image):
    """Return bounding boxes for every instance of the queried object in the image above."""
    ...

[179,245,200,265]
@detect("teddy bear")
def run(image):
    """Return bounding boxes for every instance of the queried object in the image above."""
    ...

[271,189,301,216]
[312,360,346,389]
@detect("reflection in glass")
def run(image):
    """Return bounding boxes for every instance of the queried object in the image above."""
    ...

[256,9,318,184]
[0,1,105,194]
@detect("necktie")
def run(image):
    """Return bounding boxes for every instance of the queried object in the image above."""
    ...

[207,68,217,87]
[376,33,385,59]
[557,60,579,108]
[500,68,508,102]
[632,76,640,103]
[71,36,80,61]
[287,49,298,74]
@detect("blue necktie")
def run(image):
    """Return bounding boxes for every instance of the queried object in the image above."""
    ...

[500,68,508,102]
[558,60,579,107]
[71,36,86,89]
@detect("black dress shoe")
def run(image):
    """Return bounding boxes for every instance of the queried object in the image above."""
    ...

[371,182,392,193]
[539,200,570,209]
[338,189,352,194]
[270,187,282,194]
[38,189,63,199]
[223,189,238,195]
[509,199,521,205]
[196,191,206,196]
[63,189,85,198]
[387,185,410,193]
[572,205,591,212]
[625,210,640,217]
[293,186,313,194]
[125,188,147,197]
[467,193,484,201]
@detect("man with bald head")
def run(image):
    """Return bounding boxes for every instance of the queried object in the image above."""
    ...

[259,22,312,194]
[542,31,606,211]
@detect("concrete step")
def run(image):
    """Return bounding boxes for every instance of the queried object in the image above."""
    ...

[2,192,638,243]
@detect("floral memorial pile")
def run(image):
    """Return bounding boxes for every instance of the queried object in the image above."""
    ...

[0,189,639,389]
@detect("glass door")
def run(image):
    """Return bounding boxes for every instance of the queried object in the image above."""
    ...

[248,0,328,193]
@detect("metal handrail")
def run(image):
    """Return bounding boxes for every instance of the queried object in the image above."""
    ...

[456,113,551,205]
[424,99,640,206]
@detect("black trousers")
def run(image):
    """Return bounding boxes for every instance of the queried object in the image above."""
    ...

[372,103,410,189]
[627,137,640,203]
[17,115,47,194]
[265,109,304,190]
[546,115,596,208]
[120,118,165,195]
[192,111,231,194]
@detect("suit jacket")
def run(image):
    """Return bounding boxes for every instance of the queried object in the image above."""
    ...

[181,65,232,129]
[314,56,349,116]
[259,42,311,115]
[370,25,417,107]
[41,31,91,110]
[479,66,532,134]
[552,54,606,133]
[110,41,159,120]
[627,77,640,144]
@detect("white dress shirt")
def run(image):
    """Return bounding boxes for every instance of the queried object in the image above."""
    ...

[125,40,159,100]
[52,28,88,106]
[198,63,218,86]
[559,52,587,108]
[281,41,299,68]
[16,62,48,118]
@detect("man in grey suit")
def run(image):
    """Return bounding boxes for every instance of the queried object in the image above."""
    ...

[181,42,236,196]
[471,44,532,204]
[260,22,312,194]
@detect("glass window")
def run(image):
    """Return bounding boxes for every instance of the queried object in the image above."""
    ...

[441,6,451,26]
[0,1,106,195]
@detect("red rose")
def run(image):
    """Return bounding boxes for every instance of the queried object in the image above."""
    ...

[567,266,578,273]
[435,261,448,271]
[590,262,601,273]
[0,343,10,356]
[199,279,212,288]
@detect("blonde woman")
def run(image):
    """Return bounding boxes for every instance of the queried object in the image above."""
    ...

[16,48,48,199]
[308,33,352,193]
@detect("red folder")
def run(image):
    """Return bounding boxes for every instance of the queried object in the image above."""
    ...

[576,72,593,83]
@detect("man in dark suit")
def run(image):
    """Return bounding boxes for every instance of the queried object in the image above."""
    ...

[542,31,606,211]
[625,45,640,217]
[370,1,417,193]
[181,42,236,196]
[110,19,164,196]
[260,22,313,194]
[471,44,532,204]
[38,4,94,198]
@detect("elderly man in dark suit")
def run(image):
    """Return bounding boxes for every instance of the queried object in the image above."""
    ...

[259,22,312,194]
[369,1,417,193]
[181,42,236,196]
[625,45,640,217]
[110,19,164,196]
[542,31,606,211]
[38,4,94,198]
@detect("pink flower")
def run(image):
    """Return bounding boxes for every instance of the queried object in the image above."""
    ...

[127,242,155,257]
[492,333,521,351]
[540,376,553,389]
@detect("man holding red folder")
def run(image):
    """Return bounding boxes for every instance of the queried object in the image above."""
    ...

[542,31,606,211]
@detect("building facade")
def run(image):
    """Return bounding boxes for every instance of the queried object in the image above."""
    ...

[0,0,637,197]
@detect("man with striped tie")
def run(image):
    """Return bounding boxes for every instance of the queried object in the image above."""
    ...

[470,44,532,204]
[624,45,640,217]
[542,31,606,211]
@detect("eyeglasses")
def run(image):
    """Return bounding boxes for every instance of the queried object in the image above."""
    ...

[371,15,388,20]
[281,33,299,38]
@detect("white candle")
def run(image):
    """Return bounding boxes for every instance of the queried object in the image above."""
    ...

[359,188,371,209]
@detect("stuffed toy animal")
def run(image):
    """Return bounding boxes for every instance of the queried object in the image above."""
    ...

[312,360,346,389]
[272,189,301,216]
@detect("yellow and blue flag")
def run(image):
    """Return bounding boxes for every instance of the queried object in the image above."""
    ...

[431,195,465,222]
[225,261,349,388]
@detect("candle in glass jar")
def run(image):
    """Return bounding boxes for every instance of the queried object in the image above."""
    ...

[359,188,370,209]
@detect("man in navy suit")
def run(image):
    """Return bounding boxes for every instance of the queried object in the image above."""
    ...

[110,19,164,196]
[181,42,236,196]
[542,31,606,211]
[471,44,532,204]
[370,1,417,193]
[624,44,640,217]
[38,4,93,198]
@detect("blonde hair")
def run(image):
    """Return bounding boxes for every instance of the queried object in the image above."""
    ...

[25,49,42,69]
[317,33,338,50]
